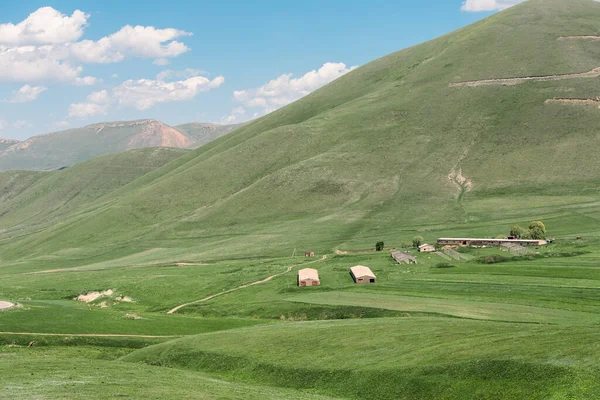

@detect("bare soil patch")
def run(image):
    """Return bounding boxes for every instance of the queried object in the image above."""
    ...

[545,98,600,106]
[558,36,600,41]
[450,67,600,88]
[0,301,15,311]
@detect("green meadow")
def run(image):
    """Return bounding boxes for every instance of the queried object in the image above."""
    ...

[3,0,600,398]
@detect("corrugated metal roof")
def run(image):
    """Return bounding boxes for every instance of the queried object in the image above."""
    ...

[298,268,319,281]
[350,265,375,279]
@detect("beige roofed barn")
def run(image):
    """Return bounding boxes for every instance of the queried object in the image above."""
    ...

[350,265,376,284]
[298,268,320,286]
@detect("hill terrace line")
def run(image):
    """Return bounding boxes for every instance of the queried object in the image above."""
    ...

[437,238,547,247]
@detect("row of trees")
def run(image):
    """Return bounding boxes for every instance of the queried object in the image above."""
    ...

[510,221,546,240]
[376,236,424,251]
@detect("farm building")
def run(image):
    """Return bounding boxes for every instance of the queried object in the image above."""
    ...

[437,238,546,247]
[305,251,315,257]
[418,244,436,253]
[391,251,417,264]
[350,266,376,284]
[298,268,320,287]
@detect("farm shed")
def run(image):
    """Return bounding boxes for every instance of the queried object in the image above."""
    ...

[391,251,417,264]
[298,268,320,287]
[350,266,376,284]
[418,244,436,253]
[305,251,315,257]
[437,238,546,247]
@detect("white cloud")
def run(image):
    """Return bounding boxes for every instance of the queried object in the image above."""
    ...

[111,73,119,78]
[221,106,246,124]
[74,76,101,86]
[460,0,525,12]
[0,119,6,130]
[68,74,224,118]
[10,84,47,103]
[153,58,170,66]
[155,68,203,81]
[0,7,191,84]
[68,90,112,118]
[113,75,224,110]
[13,120,30,129]
[223,62,357,123]
[0,7,88,45]
[70,25,191,64]
[54,120,71,129]
[0,45,86,83]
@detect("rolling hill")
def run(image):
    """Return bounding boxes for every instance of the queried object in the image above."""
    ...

[0,119,238,171]
[2,0,600,260]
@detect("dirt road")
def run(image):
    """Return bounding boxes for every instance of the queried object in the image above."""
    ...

[0,302,14,311]
[167,255,327,314]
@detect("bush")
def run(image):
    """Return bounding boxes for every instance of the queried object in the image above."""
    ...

[433,263,455,269]
[476,255,509,264]
[375,241,384,251]
[529,221,546,240]
[412,236,424,248]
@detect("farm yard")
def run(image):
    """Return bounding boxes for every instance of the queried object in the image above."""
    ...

[2,236,600,399]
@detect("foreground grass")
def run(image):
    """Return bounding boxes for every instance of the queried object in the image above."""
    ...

[0,346,336,400]
[123,317,600,400]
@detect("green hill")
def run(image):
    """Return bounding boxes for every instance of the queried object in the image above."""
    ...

[0,120,237,171]
[174,122,245,147]
[0,147,187,241]
[3,0,600,260]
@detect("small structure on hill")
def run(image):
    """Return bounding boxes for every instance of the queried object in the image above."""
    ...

[350,266,376,284]
[418,244,436,253]
[391,251,417,264]
[305,251,315,257]
[437,238,546,247]
[298,268,320,287]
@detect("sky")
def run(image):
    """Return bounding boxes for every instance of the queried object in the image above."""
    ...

[0,0,524,140]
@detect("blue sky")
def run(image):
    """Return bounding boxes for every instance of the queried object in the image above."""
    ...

[0,0,522,140]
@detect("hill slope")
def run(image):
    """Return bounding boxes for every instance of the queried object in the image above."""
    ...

[174,122,245,148]
[0,147,187,239]
[3,0,600,261]
[0,120,238,171]
[0,138,19,151]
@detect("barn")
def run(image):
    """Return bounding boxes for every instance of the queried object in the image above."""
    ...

[298,268,320,287]
[418,244,436,253]
[350,266,376,284]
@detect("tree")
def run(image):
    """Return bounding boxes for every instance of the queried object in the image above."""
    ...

[375,241,384,251]
[412,236,424,248]
[509,225,524,239]
[528,221,546,240]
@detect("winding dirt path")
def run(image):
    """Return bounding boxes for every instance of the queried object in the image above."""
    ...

[558,36,600,41]
[0,332,181,338]
[449,67,600,88]
[0,302,15,311]
[167,255,327,315]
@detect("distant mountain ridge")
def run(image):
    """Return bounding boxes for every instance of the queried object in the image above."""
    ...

[0,138,20,152]
[0,119,241,171]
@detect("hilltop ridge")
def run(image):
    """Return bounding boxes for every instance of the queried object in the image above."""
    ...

[0,119,239,171]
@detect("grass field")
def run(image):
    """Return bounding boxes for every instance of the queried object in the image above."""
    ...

[3,0,600,398]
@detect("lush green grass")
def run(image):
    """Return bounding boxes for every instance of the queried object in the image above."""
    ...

[123,317,600,399]
[0,346,335,399]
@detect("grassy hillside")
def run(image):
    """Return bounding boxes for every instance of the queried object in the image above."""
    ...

[3,0,600,262]
[174,122,244,147]
[0,147,187,240]
[0,120,237,171]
